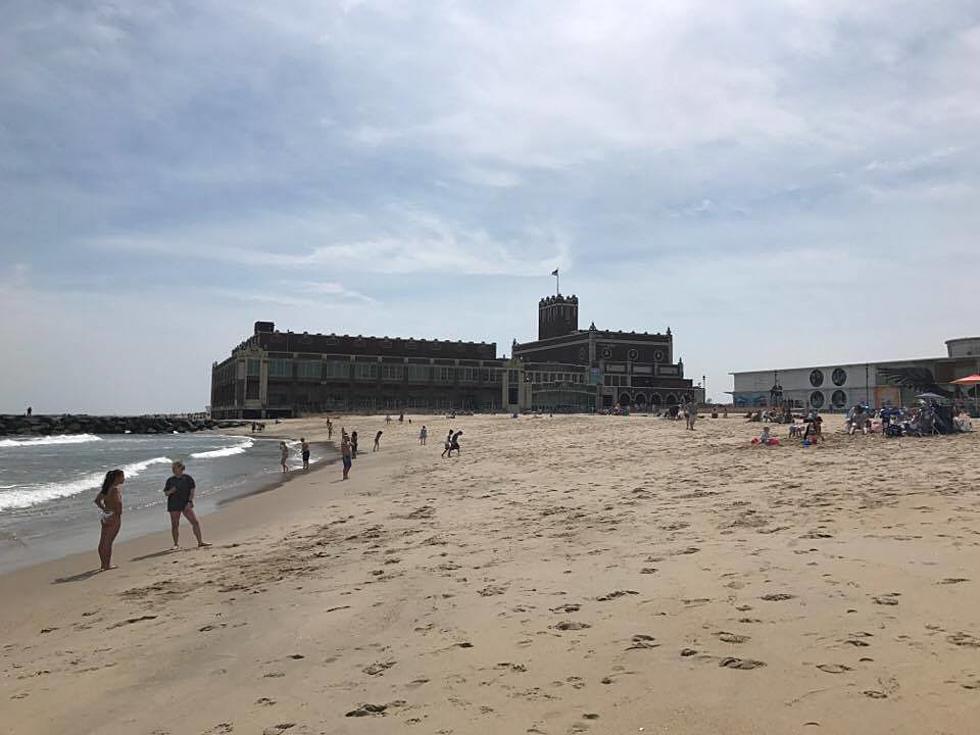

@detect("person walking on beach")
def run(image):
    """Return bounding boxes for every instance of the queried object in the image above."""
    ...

[341,435,352,480]
[301,438,310,470]
[385,414,392,425]
[441,429,453,458]
[449,430,463,457]
[419,425,427,445]
[351,431,359,459]
[94,469,124,570]
[373,430,383,451]
[326,419,333,440]
[163,461,209,550]
[279,441,289,472]
[684,399,698,430]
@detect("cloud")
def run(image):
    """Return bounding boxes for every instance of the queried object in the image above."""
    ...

[2,0,980,411]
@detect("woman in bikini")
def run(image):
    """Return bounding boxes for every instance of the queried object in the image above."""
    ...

[94,469,124,570]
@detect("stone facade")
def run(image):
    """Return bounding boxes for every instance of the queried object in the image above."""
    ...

[512,295,694,411]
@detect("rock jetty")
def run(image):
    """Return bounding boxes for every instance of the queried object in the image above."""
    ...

[0,414,247,437]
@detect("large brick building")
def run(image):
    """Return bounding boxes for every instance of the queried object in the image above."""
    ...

[210,296,696,417]
[509,294,695,411]
[210,321,506,418]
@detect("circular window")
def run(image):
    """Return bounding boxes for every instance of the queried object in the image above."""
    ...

[809,391,825,408]
[832,368,847,386]
[654,350,664,361]
[577,347,587,360]
[809,369,824,387]
[831,389,847,408]
[601,347,612,359]
[628,348,639,360]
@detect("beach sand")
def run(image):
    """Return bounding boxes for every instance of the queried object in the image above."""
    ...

[2,413,980,734]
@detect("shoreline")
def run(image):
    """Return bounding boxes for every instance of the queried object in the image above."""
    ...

[0,434,338,575]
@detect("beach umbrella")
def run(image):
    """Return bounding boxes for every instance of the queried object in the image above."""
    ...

[951,374,980,414]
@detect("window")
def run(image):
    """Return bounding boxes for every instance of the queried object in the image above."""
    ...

[325,361,349,379]
[354,363,378,380]
[437,367,455,382]
[247,359,260,377]
[407,364,431,382]
[831,389,847,408]
[296,361,321,379]
[810,369,824,387]
[628,349,638,360]
[381,364,404,381]
[832,368,847,386]
[809,391,825,408]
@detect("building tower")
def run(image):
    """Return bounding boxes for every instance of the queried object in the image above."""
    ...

[538,294,579,340]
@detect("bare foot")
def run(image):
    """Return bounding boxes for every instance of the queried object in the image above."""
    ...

[198,542,212,548]
[100,565,118,571]
[170,545,180,551]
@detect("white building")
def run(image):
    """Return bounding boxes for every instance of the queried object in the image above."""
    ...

[731,338,980,411]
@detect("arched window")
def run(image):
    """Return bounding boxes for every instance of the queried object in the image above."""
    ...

[810,391,825,408]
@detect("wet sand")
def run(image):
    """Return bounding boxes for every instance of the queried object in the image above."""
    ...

[2,413,979,734]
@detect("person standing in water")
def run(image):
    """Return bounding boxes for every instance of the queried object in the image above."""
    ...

[163,461,209,550]
[373,430,383,451]
[419,425,427,445]
[341,434,352,479]
[301,437,310,470]
[279,441,289,472]
[94,469,124,570]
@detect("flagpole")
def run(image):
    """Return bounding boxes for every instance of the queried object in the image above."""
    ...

[556,270,559,296]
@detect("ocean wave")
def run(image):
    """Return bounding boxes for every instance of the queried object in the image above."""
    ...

[189,438,254,460]
[0,434,103,449]
[0,456,172,511]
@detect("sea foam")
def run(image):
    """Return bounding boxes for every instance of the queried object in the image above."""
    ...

[0,456,173,511]
[189,438,254,460]
[0,434,103,449]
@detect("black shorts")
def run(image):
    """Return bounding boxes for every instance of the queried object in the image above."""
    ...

[167,495,190,513]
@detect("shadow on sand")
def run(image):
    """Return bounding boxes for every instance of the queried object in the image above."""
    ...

[52,568,103,584]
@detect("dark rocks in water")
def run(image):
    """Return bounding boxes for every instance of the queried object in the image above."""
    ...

[0,413,248,437]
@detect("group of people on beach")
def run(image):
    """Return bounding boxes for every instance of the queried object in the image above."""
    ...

[94,460,210,572]
[279,438,312,472]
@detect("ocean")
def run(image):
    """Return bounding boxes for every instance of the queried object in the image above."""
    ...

[0,432,331,572]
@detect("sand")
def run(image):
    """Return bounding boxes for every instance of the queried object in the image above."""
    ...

[2,413,980,734]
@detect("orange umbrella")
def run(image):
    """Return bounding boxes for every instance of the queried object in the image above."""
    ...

[952,374,980,413]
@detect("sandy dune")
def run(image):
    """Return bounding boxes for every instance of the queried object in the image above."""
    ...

[2,413,980,734]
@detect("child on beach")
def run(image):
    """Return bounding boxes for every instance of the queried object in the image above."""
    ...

[163,461,209,550]
[279,441,289,472]
[301,438,310,469]
[341,435,352,480]
[419,425,427,445]
[373,430,382,451]
[94,469,124,570]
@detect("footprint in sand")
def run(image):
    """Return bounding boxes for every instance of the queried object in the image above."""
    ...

[550,603,581,614]
[553,621,591,631]
[717,632,751,644]
[363,661,396,676]
[595,590,638,602]
[627,634,658,650]
[816,664,852,674]
[947,632,980,648]
[759,593,795,602]
[719,657,766,670]
[872,594,900,606]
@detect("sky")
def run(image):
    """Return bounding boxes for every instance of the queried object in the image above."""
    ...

[2,0,979,413]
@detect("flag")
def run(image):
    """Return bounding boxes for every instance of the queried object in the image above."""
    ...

[551,268,559,276]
